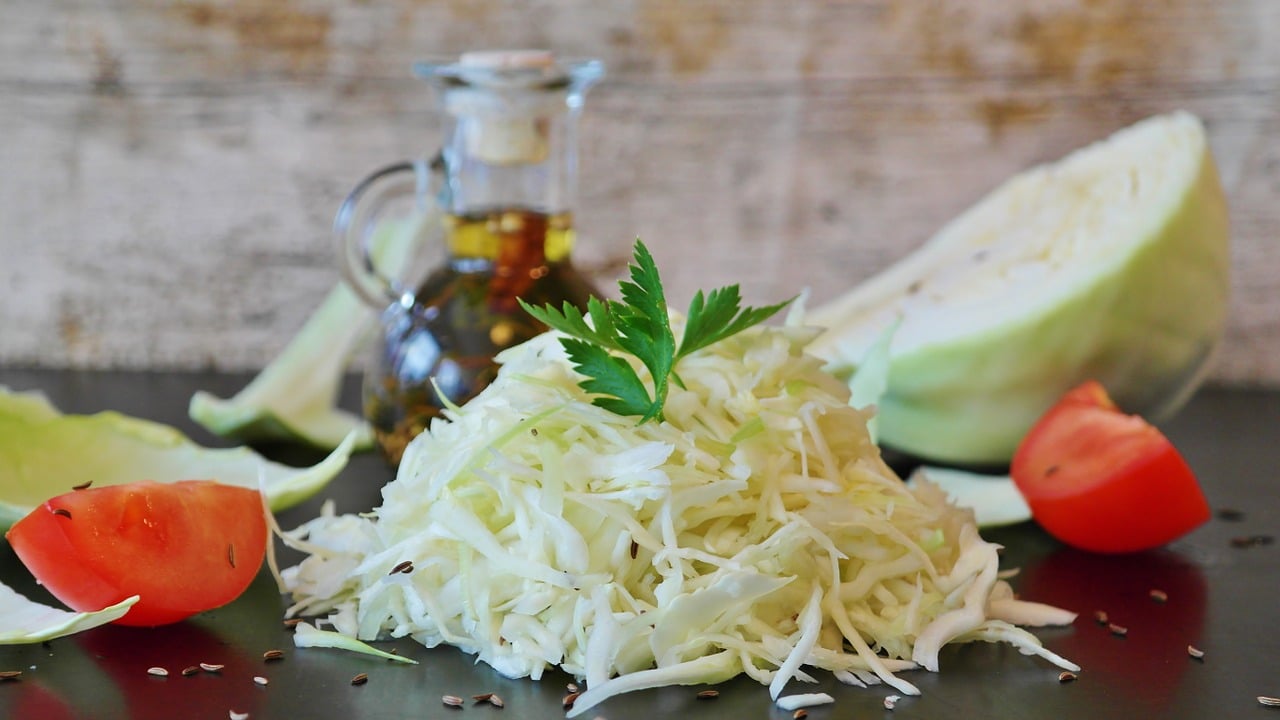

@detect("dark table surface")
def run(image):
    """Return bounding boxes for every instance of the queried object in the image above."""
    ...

[0,369,1277,720]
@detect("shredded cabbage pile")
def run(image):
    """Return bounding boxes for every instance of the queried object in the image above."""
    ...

[281,319,1076,716]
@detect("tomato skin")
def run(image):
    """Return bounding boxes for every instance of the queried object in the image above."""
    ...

[1011,381,1210,554]
[4,480,268,626]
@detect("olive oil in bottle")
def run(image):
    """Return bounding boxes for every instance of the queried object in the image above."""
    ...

[363,208,597,465]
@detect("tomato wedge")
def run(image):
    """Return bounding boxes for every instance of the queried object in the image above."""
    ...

[4,480,268,626]
[1011,380,1210,553]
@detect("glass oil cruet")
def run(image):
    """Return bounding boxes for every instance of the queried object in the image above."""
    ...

[336,50,605,465]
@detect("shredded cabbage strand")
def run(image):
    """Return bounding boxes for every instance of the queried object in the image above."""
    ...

[281,318,1076,717]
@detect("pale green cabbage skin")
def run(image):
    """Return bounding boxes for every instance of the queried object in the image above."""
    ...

[810,112,1230,465]
[281,320,1075,716]
[0,386,356,530]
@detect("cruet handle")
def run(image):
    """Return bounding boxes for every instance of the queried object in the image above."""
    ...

[334,154,443,309]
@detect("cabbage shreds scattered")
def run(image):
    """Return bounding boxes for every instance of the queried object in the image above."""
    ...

[281,321,1077,717]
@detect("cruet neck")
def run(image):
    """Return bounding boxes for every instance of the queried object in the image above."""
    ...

[413,51,604,113]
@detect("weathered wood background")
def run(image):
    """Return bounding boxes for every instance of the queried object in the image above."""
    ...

[2,0,1278,386]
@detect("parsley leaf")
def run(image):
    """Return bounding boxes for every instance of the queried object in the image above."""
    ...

[559,338,656,419]
[520,239,792,423]
[678,285,793,360]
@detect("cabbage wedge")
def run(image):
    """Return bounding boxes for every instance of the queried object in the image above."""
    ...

[810,112,1229,465]
[0,387,356,530]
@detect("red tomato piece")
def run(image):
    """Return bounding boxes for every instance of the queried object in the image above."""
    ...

[4,480,268,626]
[1011,380,1210,554]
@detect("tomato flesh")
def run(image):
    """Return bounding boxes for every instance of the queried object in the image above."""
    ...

[1011,381,1210,553]
[4,480,268,626]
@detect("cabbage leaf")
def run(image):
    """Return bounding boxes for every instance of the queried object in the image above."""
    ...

[906,467,1032,528]
[188,282,376,451]
[189,213,432,450]
[0,386,356,530]
[0,582,137,644]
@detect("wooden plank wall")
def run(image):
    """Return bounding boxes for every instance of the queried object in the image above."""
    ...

[2,0,1277,385]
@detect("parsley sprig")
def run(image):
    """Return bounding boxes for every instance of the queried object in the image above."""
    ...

[519,240,793,423]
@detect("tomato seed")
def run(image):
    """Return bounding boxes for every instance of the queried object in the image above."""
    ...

[200,663,225,673]
[351,673,368,686]
[1259,697,1280,707]
[1108,624,1129,637]
[697,689,719,699]
[262,649,284,661]
[181,666,200,677]
[884,694,901,710]
[282,618,302,628]
[566,682,579,693]
[253,676,269,687]
[1093,610,1109,626]
[52,508,72,519]
[0,671,21,680]
[1188,645,1206,660]
[793,710,808,719]
[1149,589,1168,603]
[563,692,580,708]
[147,667,169,677]
[442,695,464,707]
[488,694,505,708]
[1059,671,1078,683]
